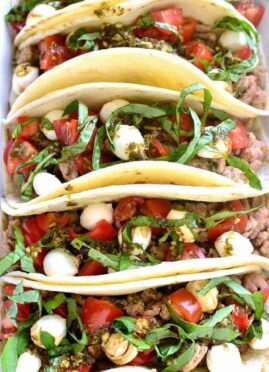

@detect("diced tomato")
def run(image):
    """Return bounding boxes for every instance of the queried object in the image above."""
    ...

[42,35,66,49]
[53,303,67,318]
[22,217,45,245]
[180,243,206,260]
[186,40,213,71]
[36,213,57,232]
[168,288,203,323]
[81,297,124,332]
[178,113,193,143]
[149,138,169,157]
[141,198,171,218]
[151,8,183,35]
[4,140,38,176]
[2,284,17,296]
[77,365,92,372]
[0,310,17,340]
[11,21,25,33]
[232,305,249,333]
[53,119,79,145]
[34,248,47,271]
[16,116,39,140]
[78,260,107,276]
[236,3,265,27]
[74,154,92,175]
[40,44,70,71]
[229,120,249,151]
[233,44,252,61]
[129,349,154,366]
[4,299,30,322]
[85,220,117,242]
[261,288,269,303]
[181,18,197,44]
[134,25,164,40]
[113,196,145,227]
[207,200,248,241]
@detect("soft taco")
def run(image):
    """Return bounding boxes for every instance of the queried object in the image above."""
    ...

[1,267,269,372]
[8,0,268,117]
[3,83,269,208]
[2,194,269,286]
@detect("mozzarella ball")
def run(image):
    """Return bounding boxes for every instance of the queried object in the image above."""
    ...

[249,319,269,350]
[166,209,197,243]
[112,125,145,161]
[43,248,79,277]
[16,351,41,372]
[80,203,113,230]
[26,4,56,26]
[197,137,231,159]
[12,64,39,95]
[31,314,67,349]
[42,110,64,140]
[33,172,62,196]
[214,231,254,257]
[265,298,269,314]
[219,31,247,51]
[100,99,130,123]
[186,279,219,313]
[206,343,243,372]
[118,226,152,255]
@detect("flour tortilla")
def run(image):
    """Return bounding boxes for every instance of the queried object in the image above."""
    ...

[10,0,268,118]
[5,82,245,209]
[3,256,269,287]
[3,182,269,217]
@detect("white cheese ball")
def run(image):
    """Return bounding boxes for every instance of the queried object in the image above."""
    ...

[206,343,243,372]
[12,64,39,95]
[26,4,56,26]
[186,280,219,313]
[42,110,65,140]
[197,138,231,159]
[43,248,79,277]
[249,319,269,350]
[31,314,67,349]
[214,231,254,257]
[33,172,62,196]
[219,30,247,51]
[80,203,113,230]
[166,209,196,243]
[100,99,130,123]
[118,226,152,255]
[112,125,145,161]
[16,351,41,372]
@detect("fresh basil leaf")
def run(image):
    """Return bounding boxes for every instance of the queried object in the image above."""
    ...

[7,301,18,327]
[48,343,84,357]
[112,317,151,351]
[40,117,54,130]
[67,28,101,50]
[87,248,119,271]
[12,118,38,139]
[66,298,88,345]
[59,116,97,162]
[203,305,235,327]
[204,205,259,229]
[40,331,56,349]
[251,292,265,320]
[92,126,105,170]
[0,251,23,276]
[162,342,196,372]
[225,155,262,190]
[197,277,255,309]
[44,294,66,314]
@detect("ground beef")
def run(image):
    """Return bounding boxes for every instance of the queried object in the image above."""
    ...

[244,273,268,292]
[220,166,248,184]
[58,159,78,181]
[14,46,35,65]
[2,217,20,255]
[235,71,267,109]
[193,23,217,45]
[189,158,211,171]
[241,132,268,171]
[150,242,168,261]
[144,301,170,321]
[181,344,208,372]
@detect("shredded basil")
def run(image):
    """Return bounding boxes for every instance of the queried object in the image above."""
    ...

[0,330,29,372]
[67,28,101,50]
[40,331,56,349]
[44,293,66,313]
[66,298,88,345]
[92,126,106,170]
[12,118,38,139]
[162,342,196,372]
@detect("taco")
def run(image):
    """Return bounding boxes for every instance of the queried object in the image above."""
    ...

[8,0,268,117]
[3,83,269,207]
[1,267,269,372]
[2,194,269,286]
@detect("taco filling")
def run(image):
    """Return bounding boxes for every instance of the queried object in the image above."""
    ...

[9,2,266,108]
[1,196,269,278]
[1,272,269,371]
[4,86,267,201]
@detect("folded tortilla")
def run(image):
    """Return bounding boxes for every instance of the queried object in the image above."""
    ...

[10,0,268,117]
[4,83,269,209]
